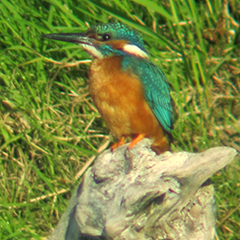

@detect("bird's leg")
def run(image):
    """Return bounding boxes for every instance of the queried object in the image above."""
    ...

[128,133,146,149]
[111,136,126,152]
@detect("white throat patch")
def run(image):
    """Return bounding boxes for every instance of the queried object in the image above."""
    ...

[82,44,103,59]
[122,44,149,59]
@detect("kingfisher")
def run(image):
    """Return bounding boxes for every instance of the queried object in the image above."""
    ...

[43,23,173,154]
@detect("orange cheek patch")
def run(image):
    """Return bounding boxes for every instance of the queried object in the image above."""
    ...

[99,39,129,50]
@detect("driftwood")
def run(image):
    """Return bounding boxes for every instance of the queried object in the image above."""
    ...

[49,139,237,240]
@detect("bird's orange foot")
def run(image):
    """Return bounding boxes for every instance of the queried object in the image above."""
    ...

[127,133,146,150]
[111,136,126,152]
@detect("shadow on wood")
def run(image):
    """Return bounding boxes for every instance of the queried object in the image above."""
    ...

[49,139,237,240]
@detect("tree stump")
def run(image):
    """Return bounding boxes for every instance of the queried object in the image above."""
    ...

[49,139,237,240]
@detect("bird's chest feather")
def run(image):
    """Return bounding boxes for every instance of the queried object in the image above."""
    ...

[90,56,141,95]
[88,56,150,136]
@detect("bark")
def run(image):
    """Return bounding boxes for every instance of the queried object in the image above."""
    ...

[49,139,237,240]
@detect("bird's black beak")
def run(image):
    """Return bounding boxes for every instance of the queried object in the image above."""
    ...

[42,32,93,45]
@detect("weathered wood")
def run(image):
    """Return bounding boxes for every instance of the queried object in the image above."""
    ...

[49,139,237,240]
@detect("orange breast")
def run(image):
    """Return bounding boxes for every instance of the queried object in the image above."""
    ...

[89,56,170,153]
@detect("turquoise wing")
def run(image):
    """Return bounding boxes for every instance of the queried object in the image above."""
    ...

[123,57,173,133]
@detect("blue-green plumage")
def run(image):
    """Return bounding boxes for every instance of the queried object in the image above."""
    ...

[122,56,173,133]
[88,23,147,53]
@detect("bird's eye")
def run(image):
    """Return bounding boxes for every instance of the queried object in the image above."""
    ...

[101,34,111,41]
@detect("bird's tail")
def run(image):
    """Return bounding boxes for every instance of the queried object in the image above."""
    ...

[151,134,171,155]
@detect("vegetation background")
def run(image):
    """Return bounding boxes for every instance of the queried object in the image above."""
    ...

[0,0,239,239]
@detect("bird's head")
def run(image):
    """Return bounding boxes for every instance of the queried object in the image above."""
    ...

[43,23,149,59]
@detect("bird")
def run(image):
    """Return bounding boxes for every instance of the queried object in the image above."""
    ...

[43,23,173,154]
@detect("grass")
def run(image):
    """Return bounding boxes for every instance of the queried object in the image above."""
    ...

[0,0,239,239]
